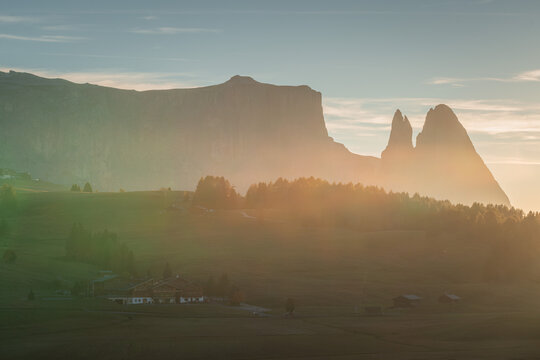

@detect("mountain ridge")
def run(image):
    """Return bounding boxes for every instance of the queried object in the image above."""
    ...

[0,70,509,206]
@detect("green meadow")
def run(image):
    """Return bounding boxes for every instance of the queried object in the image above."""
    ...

[2,190,540,359]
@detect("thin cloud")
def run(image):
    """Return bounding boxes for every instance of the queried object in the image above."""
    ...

[514,69,540,82]
[39,52,190,62]
[0,34,85,42]
[0,67,204,91]
[0,15,35,23]
[430,69,540,86]
[486,159,540,165]
[130,27,222,35]
[324,97,540,170]
[41,25,74,31]
[323,97,540,136]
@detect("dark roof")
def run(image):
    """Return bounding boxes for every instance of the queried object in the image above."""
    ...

[91,274,118,283]
[395,294,422,300]
[154,276,199,290]
[103,277,154,292]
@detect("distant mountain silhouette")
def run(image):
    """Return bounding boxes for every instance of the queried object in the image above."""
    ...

[0,70,509,206]
[381,105,510,206]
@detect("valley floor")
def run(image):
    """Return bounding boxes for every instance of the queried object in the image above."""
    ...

[2,302,540,359]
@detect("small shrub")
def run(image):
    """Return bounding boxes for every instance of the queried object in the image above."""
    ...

[3,249,16,263]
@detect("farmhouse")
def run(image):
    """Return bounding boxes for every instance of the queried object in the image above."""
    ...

[101,274,204,305]
[393,294,422,307]
[104,278,155,305]
[153,275,204,304]
[438,293,461,303]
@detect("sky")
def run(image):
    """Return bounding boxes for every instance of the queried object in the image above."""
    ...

[1,0,540,211]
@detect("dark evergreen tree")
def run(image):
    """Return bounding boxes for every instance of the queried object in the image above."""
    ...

[204,276,216,296]
[216,273,230,296]
[163,262,172,279]
[285,298,295,314]
[83,182,93,193]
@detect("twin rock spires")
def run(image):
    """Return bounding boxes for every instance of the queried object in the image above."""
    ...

[382,104,473,160]
[380,104,510,206]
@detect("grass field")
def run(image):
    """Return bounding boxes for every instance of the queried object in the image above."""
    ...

[2,191,540,359]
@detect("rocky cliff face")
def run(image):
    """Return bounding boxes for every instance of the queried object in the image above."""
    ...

[0,71,509,205]
[0,71,377,192]
[380,104,510,206]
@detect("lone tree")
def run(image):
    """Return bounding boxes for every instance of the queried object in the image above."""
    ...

[285,298,295,315]
[83,182,93,193]
[27,289,35,301]
[70,184,81,192]
[3,249,16,264]
[163,262,172,279]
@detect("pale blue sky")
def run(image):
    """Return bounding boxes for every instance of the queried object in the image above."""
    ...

[1,0,540,210]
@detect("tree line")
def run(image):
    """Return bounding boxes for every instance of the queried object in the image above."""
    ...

[71,182,93,192]
[192,176,239,209]
[65,223,135,275]
[193,176,540,281]
[204,273,244,305]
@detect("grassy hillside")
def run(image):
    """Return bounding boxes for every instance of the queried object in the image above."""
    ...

[0,177,67,193]
[2,190,539,307]
[2,191,540,359]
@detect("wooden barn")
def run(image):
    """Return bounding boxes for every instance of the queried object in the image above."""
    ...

[393,294,422,307]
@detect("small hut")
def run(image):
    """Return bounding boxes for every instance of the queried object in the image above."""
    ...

[393,294,422,307]
[438,293,461,303]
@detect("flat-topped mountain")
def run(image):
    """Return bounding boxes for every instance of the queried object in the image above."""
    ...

[0,71,376,192]
[0,71,509,206]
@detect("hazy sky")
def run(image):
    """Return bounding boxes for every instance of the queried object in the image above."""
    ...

[1,0,540,211]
